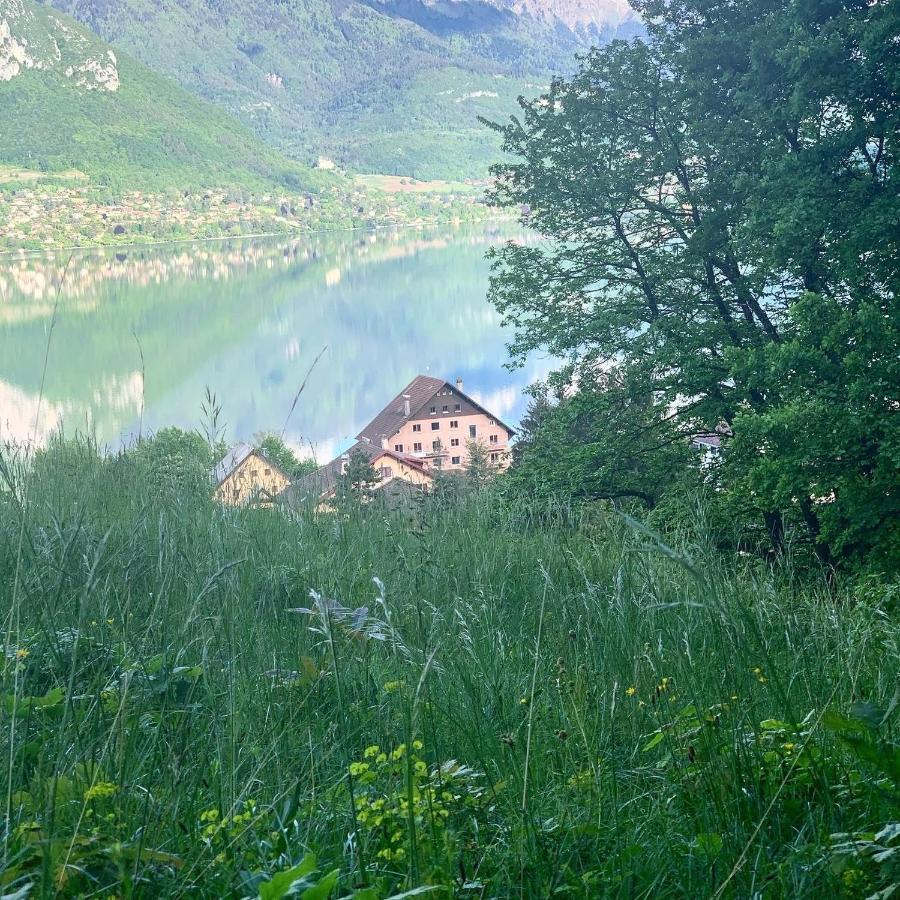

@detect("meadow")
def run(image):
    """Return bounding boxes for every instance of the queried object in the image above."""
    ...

[0,437,897,898]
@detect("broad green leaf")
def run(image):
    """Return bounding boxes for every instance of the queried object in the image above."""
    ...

[694,832,723,856]
[301,868,339,900]
[259,854,317,900]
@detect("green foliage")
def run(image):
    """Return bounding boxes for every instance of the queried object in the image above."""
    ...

[1,434,898,896]
[349,741,489,877]
[333,449,382,508]
[486,0,900,570]
[508,373,693,508]
[256,434,317,480]
[463,439,492,490]
[133,427,215,500]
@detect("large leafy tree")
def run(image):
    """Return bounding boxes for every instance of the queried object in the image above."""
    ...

[486,0,899,568]
[509,371,693,507]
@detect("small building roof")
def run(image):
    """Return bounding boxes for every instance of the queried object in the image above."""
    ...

[691,433,723,449]
[213,442,255,486]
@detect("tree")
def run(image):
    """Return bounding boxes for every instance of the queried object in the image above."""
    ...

[485,0,899,569]
[511,384,555,467]
[333,450,381,507]
[255,433,317,479]
[507,370,693,508]
[465,439,493,489]
[136,428,214,500]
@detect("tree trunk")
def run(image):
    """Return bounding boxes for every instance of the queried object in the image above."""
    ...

[763,510,785,561]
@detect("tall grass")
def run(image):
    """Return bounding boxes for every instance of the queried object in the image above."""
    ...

[1,435,897,897]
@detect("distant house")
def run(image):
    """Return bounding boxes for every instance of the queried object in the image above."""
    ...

[213,442,291,506]
[292,374,515,508]
[289,442,432,511]
[690,431,728,468]
[690,433,723,454]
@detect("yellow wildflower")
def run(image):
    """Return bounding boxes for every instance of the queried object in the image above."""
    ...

[83,782,118,802]
[15,648,29,660]
[625,686,637,697]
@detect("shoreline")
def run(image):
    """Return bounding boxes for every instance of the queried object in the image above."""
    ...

[0,212,517,258]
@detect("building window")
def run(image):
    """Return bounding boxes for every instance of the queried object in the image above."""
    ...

[451,455,461,465]
[454,403,461,412]
[394,443,403,452]
[469,424,477,438]
[412,424,421,432]
[430,406,436,414]
[413,442,422,452]
[432,440,441,452]
[489,434,499,444]
[380,466,391,478]
[450,420,458,428]
[450,438,460,447]
[489,419,495,425]
[431,421,440,430]
[433,458,443,468]
[490,453,499,463]
[442,405,448,413]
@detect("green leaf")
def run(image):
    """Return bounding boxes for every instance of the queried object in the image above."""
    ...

[759,719,789,732]
[301,868,339,900]
[32,688,65,710]
[822,710,869,735]
[641,731,665,752]
[259,854,318,900]
[693,832,723,856]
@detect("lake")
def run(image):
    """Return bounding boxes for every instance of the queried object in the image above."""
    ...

[0,224,551,462]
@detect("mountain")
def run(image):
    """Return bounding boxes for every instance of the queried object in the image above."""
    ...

[0,0,322,190]
[44,0,641,179]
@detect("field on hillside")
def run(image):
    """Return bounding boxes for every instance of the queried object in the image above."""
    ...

[0,438,897,898]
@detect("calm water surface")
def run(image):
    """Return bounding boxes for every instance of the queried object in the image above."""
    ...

[0,224,551,460]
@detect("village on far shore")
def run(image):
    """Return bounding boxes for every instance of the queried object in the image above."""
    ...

[212,374,515,510]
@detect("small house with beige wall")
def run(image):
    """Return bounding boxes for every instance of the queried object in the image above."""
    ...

[213,443,291,506]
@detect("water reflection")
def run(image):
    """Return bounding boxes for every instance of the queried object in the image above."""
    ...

[0,224,550,458]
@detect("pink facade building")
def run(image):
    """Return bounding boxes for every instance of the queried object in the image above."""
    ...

[293,374,515,507]
[356,374,514,473]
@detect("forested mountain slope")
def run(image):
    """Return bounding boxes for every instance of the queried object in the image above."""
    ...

[46,0,641,178]
[0,0,323,190]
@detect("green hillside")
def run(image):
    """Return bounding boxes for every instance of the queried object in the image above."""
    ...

[0,0,323,191]
[45,0,639,179]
